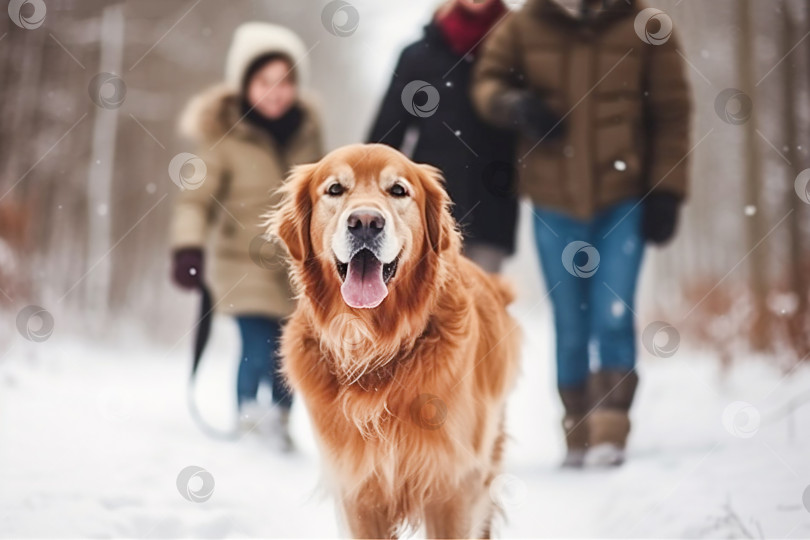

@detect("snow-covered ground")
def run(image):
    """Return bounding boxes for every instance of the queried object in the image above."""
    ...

[1,307,809,538]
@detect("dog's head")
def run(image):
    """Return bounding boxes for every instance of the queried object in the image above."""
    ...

[270,144,458,312]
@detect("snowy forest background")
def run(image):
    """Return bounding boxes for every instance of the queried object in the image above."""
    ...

[1,0,810,538]
[0,0,808,360]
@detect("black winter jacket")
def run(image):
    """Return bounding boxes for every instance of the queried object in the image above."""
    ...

[368,21,518,254]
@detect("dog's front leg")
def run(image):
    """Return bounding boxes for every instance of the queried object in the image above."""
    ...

[424,470,494,539]
[341,491,397,539]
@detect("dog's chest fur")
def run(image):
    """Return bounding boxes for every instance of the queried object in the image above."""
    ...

[305,321,485,501]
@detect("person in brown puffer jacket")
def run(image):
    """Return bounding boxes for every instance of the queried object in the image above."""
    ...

[169,23,324,450]
[472,0,692,467]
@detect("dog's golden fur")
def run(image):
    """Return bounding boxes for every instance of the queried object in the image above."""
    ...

[269,144,520,538]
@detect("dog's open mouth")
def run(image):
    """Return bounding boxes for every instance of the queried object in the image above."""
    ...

[335,249,399,309]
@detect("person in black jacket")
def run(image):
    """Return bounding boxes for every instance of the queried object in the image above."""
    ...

[367,0,517,273]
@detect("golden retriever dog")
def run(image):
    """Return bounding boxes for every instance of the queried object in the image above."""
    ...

[269,144,520,539]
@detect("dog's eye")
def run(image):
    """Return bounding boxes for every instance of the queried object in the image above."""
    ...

[388,183,408,198]
[326,183,345,196]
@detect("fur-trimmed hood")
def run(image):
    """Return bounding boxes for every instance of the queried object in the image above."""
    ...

[178,84,320,146]
[224,22,310,90]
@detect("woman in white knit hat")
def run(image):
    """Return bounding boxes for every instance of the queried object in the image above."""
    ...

[169,23,324,450]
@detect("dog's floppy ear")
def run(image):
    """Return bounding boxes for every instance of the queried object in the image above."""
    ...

[269,163,317,262]
[419,164,455,253]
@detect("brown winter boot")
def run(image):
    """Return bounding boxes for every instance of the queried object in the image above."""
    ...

[585,370,638,467]
[559,386,590,468]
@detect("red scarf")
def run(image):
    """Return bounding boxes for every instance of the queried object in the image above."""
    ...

[436,1,508,57]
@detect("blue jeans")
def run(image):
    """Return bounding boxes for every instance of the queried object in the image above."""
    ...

[235,316,292,410]
[533,199,645,389]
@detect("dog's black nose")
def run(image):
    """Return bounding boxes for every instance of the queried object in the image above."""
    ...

[347,209,385,243]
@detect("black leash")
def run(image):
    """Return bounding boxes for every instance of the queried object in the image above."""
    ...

[187,284,240,441]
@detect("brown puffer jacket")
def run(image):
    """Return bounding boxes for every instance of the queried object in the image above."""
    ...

[170,86,324,318]
[472,0,692,219]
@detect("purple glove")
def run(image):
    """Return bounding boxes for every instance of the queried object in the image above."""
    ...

[172,248,204,290]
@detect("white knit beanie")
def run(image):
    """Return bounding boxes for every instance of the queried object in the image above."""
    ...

[224,22,310,90]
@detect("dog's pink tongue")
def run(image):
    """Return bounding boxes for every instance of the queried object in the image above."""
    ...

[341,251,388,309]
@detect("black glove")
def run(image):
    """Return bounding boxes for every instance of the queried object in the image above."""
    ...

[493,91,565,141]
[642,192,681,245]
[172,247,204,290]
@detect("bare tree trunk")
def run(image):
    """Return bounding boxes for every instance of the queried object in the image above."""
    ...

[737,0,770,352]
[780,1,806,358]
[84,4,125,331]
[784,0,810,359]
